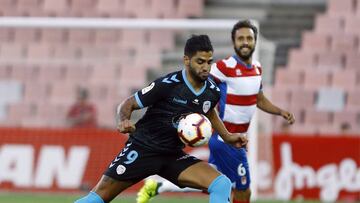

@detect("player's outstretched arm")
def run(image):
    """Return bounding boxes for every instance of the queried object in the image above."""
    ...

[256,91,295,124]
[205,108,247,148]
[116,96,141,134]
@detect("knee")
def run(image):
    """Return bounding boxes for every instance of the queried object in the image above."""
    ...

[74,191,105,203]
[234,188,251,200]
[208,174,232,194]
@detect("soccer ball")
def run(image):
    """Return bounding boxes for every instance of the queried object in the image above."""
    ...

[177,113,213,147]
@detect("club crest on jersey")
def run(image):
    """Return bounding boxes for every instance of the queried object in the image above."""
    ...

[141,82,155,95]
[203,101,211,113]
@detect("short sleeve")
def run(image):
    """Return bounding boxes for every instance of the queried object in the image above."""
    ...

[134,77,172,108]
[210,61,227,83]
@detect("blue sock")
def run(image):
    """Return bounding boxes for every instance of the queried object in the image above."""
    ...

[74,191,104,203]
[207,175,232,203]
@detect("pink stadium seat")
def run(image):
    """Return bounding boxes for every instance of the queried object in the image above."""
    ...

[345,16,360,35]
[42,0,69,16]
[17,0,43,16]
[327,0,355,17]
[290,88,316,108]
[119,67,147,89]
[53,45,81,60]
[303,69,330,90]
[7,103,37,124]
[315,15,345,34]
[49,83,76,105]
[23,82,51,102]
[94,30,121,45]
[64,65,92,83]
[288,124,318,135]
[80,45,110,62]
[287,49,316,70]
[38,64,67,82]
[96,0,125,17]
[134,48,162,69]
[318,125,341,135]
[0,28,14,42]
[69,0,97,17]
[333,109,359,131]
[12,64,41,81]
[120,30,146,49]
[148,30,175,50]
[68,29,95,45]
[14,28,41,43]
[330,69,357,90]
[177,0,204,18]
[347,90,360,109]
[124,0,149,18]
[317,52,345,70]
[345,52,360,69]
[90,65,121,83]
[0,44,26,60]
[26,43,54,60]
[274,67,304,88]
[270,87,291,108]
[150,0,176,18]
[0,65,11,79]
[0,0,17,16]
[41,29,67,44]
[330,33,358,52]
[304,109,332,126]
[301,32,330,52]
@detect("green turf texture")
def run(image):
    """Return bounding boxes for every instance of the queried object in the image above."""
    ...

[0,193,324,203]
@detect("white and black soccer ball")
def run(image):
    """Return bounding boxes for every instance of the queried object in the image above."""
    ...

[177,113,213,147]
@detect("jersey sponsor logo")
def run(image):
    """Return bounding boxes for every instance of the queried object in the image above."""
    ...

[116,165,126,175]
[236,69,242,76]
[203,101,211,113]
[141,82,155,95]
[192,99,199,105]
[173,97,187,105]
[241,176,247,185]
[162,74,180,83]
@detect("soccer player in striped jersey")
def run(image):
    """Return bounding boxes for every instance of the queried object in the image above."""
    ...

[136,20,295,203]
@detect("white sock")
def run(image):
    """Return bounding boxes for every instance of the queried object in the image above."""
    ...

[157,180,201,193]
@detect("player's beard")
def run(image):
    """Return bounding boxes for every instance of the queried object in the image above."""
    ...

[234,45,255,61]
[189,64,208,83]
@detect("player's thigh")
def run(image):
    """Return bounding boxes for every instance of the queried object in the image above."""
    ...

[177,161,222,190]
[93,175,137,202]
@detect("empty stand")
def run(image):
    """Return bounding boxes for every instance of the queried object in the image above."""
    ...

[303,69,330,89]
[287,49,317,70]
[301,32,330,52]
[317,51,345,70]
[330,69,357,90]
[327,0,355,17]
[96,0,125,17]
[315,15,345,34]
[274,67,304,88]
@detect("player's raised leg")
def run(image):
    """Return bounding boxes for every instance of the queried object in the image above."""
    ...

[177,161,232,203]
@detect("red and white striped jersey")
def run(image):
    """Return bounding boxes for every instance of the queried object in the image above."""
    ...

[210,55,262,133]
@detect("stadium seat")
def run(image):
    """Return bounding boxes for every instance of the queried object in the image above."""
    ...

[69,0,97,17]
[274,67,304,88]
[53,45,81,61]
[270,86,291,107]
[41,29,67,44]
[177,0,204,18]
[0,0,17,16]
[0,28,14,42]
[14,28,41,43]
[42,0,69,16]
[90,65,122,83]
[303,69,330,90]
[301,32,330,52]
[317,51,345,70]
[345,16,360,35]
[0,43,26,61]
[96,0,125,17]
[315,87,345,112]
[304,108,332,126]
[68,29,95,45]
[151,0,176,18]
[287,49,316,70]
[94,30,121,45]
[38,64,67,82]
[330,69,357,90]
[7,103,36,125]
[345,52,360,69]
[330,33,358,52]
[49,83,76,105]
[26,43,54,61]
[23,82,51,103]
[0,65,12,79]
[288,124,318,135]
[347,90,360,109]
[11,64,40,81]
[315,15,345,34]
[124,0,149,18]
[17,0,43,16]
[333,109,359,132]
[120,30,146,49]
[149,30,175,50]
[327,0,355,17]
[290,88,316,108]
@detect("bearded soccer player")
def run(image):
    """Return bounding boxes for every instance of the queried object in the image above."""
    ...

[74,35,248,203]
[136,20,295,203]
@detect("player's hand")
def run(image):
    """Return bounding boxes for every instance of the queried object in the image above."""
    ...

[117,119,136,134]
[280,110,295,124]
[223,133,248,148]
